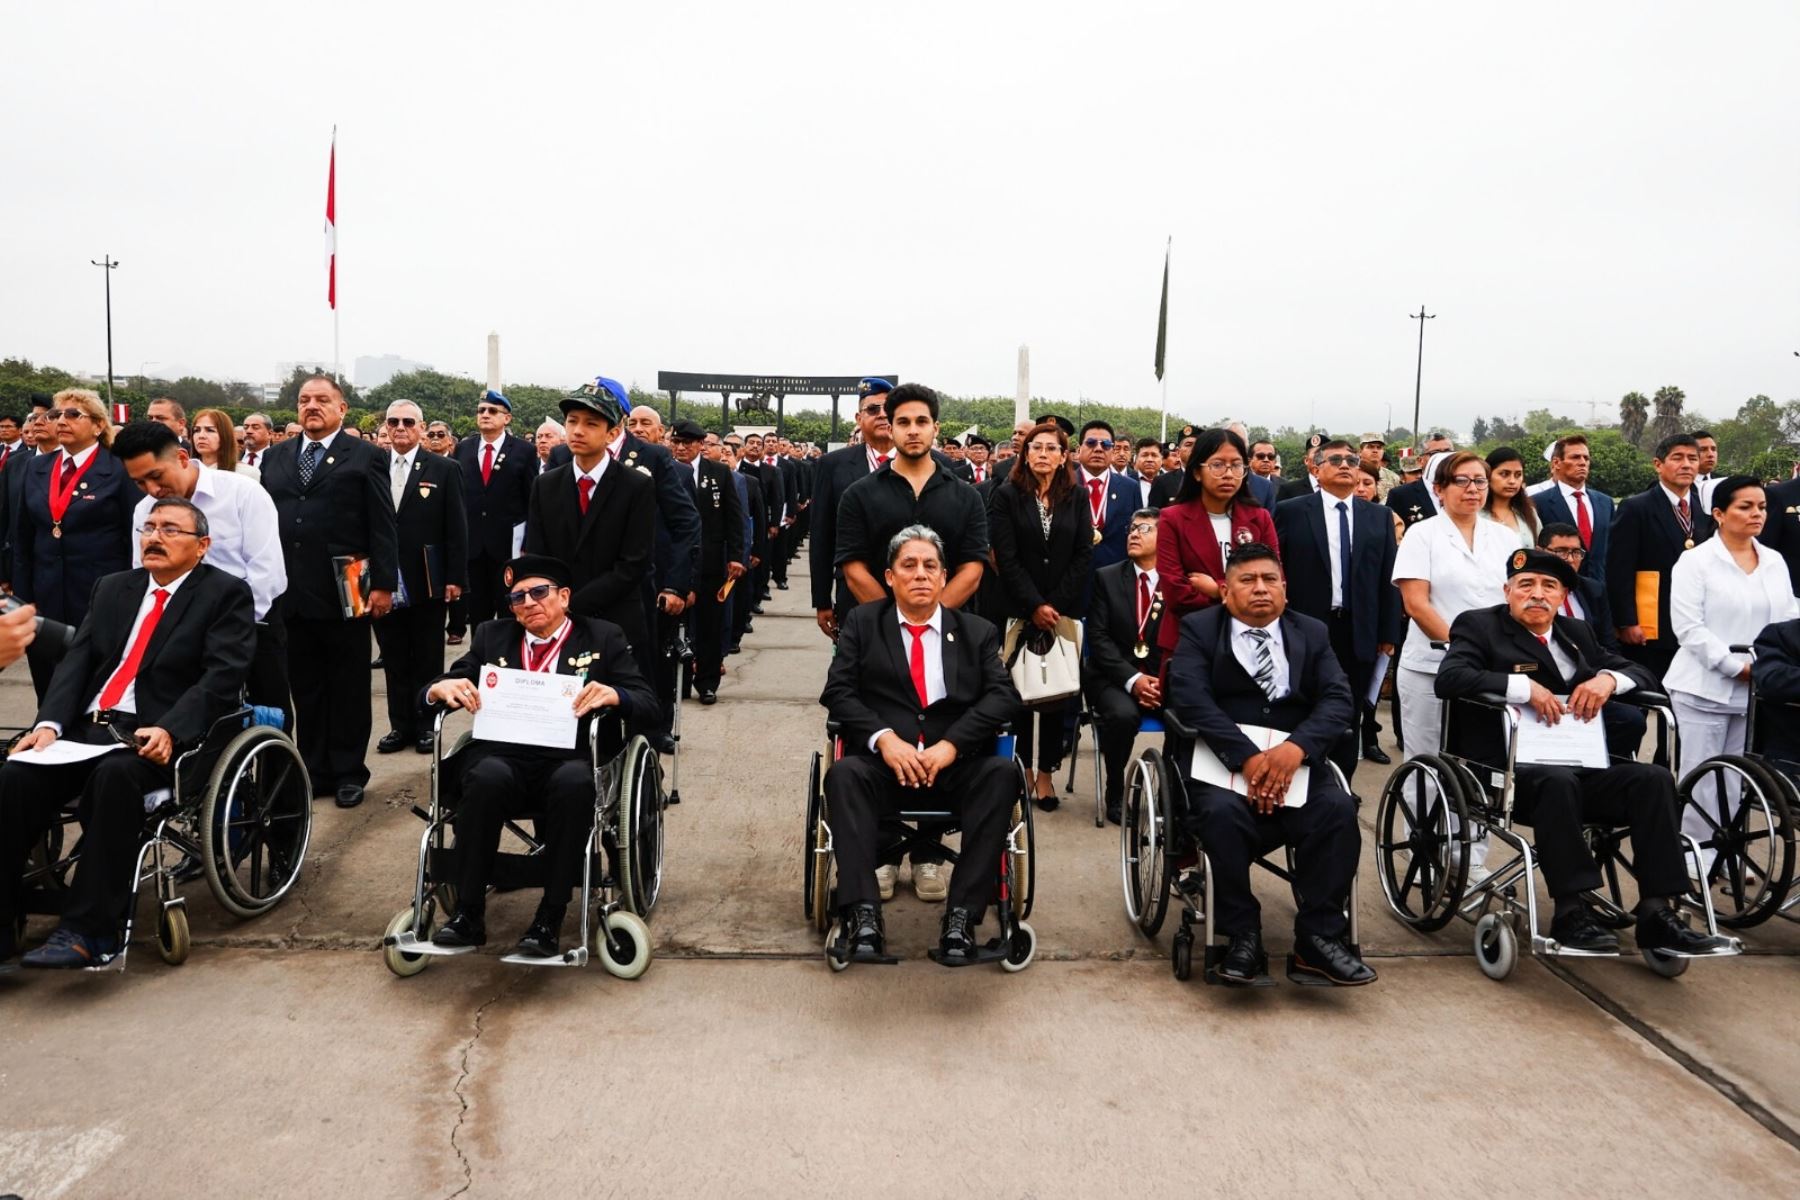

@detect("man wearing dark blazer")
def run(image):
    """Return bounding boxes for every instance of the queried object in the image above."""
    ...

[0,399,52,588]
[809,378,900,638]
[1751,617,1800,768]
[669,420,745,703]
[819,527,1022,966]
[740,433,785,604]
[1437,550,1732,959]
[0,501,255,969]
[773,438,806,585]
[422,554,659,960]
[1273,438,1402,780]
[261,375,398,809]
[523,385,657,652]
[1164,542,1373,986]
[375,401,468,755]
[451,389,536,641]
[1075,420,1138,572]
[1084,509,1168,823]
[1757,473,1800,596]
[1530,434,1613,588]
[1606,433,1715,684]
[1148,425,1199,509]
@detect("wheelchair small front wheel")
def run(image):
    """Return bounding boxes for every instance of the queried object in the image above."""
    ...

[1642,948,1690,979]
[382,906,432,978]
[1001,921,1036,973]
[157,905,190,966]
[1172,930,1194,982]
[597,910,652,980]
[1474,912,1516,981]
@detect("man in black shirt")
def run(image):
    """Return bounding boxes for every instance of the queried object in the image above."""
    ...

[834,383,988,612]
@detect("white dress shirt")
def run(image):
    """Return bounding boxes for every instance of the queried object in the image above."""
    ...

[1502,624,1635,705]
[869,605,946,750]
[1665,537,1800,709]
[131,465,286,620]
[1320,489,1354,609]
[1660,482,1698,529]
[79,569,195,720]
[1392,513,1518,671]
[390,448,417,511]
[523,618,573,668]
[1123,566,1161,694]
[1229,616,1290,699]
[300,430,337,463]
[59,441,99,476]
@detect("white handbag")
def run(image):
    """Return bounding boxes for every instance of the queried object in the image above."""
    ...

[1004,617,1084,703]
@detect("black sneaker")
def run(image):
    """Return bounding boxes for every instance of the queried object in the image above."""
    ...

[1551,904,1620,954]
[936,907,978,966]
[1636,904,1734,956]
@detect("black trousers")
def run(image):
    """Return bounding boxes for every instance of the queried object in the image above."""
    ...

[453,749,592,914]
[646,605,680,739]
[0,728,170,939]
[771,526,791,584]
[286,615,373,792]
[1513,761,1687,901]
[1015,699,1069,772]
[1186,779,1360,939]
[1620,641,1677,764]
[248,613,294,730]
[458,552,511,635]
[826,754,1015,913]
[1321,608,1370,785]
[730,573,754,646]
[374,601,445,739]
[1089,682,1149,803]
[688,577,728,689]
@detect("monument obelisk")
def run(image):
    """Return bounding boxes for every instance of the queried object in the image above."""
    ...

[1014,344,1030,427]
[486,331,501,394]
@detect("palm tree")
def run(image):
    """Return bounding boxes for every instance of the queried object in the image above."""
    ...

[1650,385,1687,446]
[1619,391,1649,448]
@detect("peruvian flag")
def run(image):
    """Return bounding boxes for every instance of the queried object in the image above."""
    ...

[112,403,130,425]
[325,128,337,309]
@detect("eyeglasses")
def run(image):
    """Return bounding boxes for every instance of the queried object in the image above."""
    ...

[1203,461,1247,475]
[506,584,555,607]
[427,429,449,437]
[1082,437,1113,450]
[1446,475,1489,490]
[1128,521,1157,534]
[860,404,886,416]
[385,417,419,428]
[51,409,90,421]
[1251,452,1277,461]
[139,523,200,539]
[1319,454,1358,468]
[1548,546,1587,561]
[477,405,507,416]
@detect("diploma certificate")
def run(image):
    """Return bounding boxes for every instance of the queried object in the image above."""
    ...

[472,666,581,750]
[1513,700,1609,769]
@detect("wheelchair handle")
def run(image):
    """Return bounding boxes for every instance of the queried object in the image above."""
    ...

[1155,708,1199,741]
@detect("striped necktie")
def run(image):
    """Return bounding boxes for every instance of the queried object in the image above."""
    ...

[1246,627,1279,700]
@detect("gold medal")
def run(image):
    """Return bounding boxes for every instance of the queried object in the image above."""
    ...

[1684,538,1695,550]
[1092,527,1102,545]
[51,522,62,539]
[1132,641,1148,659]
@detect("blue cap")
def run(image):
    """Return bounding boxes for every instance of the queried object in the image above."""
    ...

[857,377,894,397]
[589,376,631,413]
[482,388,511,412]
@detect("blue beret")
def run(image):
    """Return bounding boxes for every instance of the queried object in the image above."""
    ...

[482,389,511,412]
[857,377,894,397]
[590,376,631,413]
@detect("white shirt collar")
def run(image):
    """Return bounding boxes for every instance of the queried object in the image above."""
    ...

[896,604,944,634]
[1230,615,1282,646]
[607,429,628,459]
[144,566,195,599]
[1081,466,1111,485]
[1659,482,1693,508]
[1133,563,1160,588]
[481,432,505,451]
[64,442,99,469]
[526,618,571,647]
[190,463,219,499]
[393,448,416,471]
[576,455,608,485]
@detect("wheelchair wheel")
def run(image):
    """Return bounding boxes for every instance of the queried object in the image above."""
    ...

[597,910,653,980]
[1677,755,1795,928]
[803,751,824,922]
[383,906,433,978]
[615,737,664,918]
[156,905,191,966]
[1171,929,1194,981]
[1473,913,1516,981]
[1642,948,1690,978]
[1001,921,1036,973]
[1375,755,1470,932]
[1009,796,1036,921]
[807,758,836,934]
[200,726,313,919]
[24,820,70,892]
[1121,750,1172,936]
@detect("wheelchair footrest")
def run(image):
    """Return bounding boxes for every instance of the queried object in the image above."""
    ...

[500,946,588,968]
[1532,936,1617,959]
[927,937,1011,968]
[1647,936,1742,959]
[1205,966,1278,988]
[384,931,478,958]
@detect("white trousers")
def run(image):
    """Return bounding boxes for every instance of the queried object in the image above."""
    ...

[1672,694,1749,875]
[1398,666,1487,869]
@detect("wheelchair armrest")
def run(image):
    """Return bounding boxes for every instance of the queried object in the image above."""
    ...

[1730,644,1754,656]
[1430,640,1449,652]
[825,720,844,737]
[1453,691,1514,711]
[187,707,253,753]
[1614,689,1671,710]
[1155,708,1199,741]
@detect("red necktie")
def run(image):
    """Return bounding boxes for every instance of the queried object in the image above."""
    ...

[904,623,930,708]
[877,454,891,468]
[578,476,595,515]
[98,588,169,710]
[481,442,494,486]
[1677,496,1691,534]
[1087,477,1104,522]
[973,465,984,483]
[1562,594,1575,617]
[245,450,256,466]
[1536,633,1550,647]
[1571,489,1592,549]
[0,446,10,472]
[528,639,556,672]
[1136,571,1151,627]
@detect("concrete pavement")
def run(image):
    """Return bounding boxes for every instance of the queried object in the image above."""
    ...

[2,562,1797,1198]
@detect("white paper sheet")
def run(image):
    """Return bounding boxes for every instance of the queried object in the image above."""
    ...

[471,665,581,750]
[1512,700,1609,769]
[1188,722,1311,808]
[1365,651,1393,711]
[510,521,527,558]
[7,738,128,766]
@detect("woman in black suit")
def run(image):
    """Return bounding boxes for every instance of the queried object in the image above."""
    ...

[988,421,1093,809]
[11,389,136,699]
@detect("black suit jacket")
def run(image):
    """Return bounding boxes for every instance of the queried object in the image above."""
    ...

[41,563,256,745]
[1085,559,1166,693]
[807,445,874,611]
[1751,617,1800,765]
[987,481,1093,619]
[1386,479,1436,528]
[743,458,785,530]
[1757,477,1800,597]
[1275,477,1313,504]
[389,450,469,604]
[1435,604,1657,767]
[685,457,746,585]
[523,460,657,648]
[1149,470,1183,509]
[455,433,537,563]
[261,430,399,621]
[615,433,699,597]
[428,614,660,756]
[740,470,769,563]
[1273,490,1403,661]
[1570,575,1619,652]
[945,459,974,483]
[0,444,43,587]
[1606,485,1716,639]
[12,447,138,624]
[820,600,1019,757]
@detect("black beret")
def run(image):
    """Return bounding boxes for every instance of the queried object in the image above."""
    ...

[670,418,707,442]
[1506,547,1577,591]
[1033,413,1076,438]
[503,554,573,590]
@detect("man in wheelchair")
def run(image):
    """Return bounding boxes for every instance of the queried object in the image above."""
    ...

[1751,616,1800,769]
[819,525,1020,965]
[1165,543,1374,986]
[0,497,255,970]
[1436,548,1730,956]
[423,554,657,959]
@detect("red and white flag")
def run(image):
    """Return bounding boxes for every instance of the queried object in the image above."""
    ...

[324,128,337,309]
[112,403,130,425]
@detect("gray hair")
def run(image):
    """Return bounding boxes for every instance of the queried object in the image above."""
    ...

[149,495,210,538]
[385,399,423,421]
[244,413,273,429]
[537,419,566,437]
[885,523,945,568]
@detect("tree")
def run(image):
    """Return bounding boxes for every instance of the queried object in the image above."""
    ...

[1584,428,1657,498]
[1470,417,1489,443]
[1619,391,1649,447]
[276,364,361,410]
[1487,415,1526,443]
[1649,385,1686,446]
[1523,408,1577,437]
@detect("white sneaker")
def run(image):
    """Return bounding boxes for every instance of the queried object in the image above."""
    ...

[912,861,949,903]
[875,864,897,901]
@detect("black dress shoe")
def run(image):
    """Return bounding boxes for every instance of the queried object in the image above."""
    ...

[726,643,742,656]
[1289,933,1379,985]
[775,580,788,590]
[516,908,563,958]
[1551,905,1620,953]
[1362,745,1392,765]
[1105,802,1122,826]
[1635,903,1733,956]
[655,735,677,755]
[376,730,408,754]
[936,907,977,966]
[844,902,884,958]
[334,784,365,809]
[1035,795,1059,813]
[697,688,717,705]
[750,605,765,616]
[433,910,486,948]
[415,734,434,754]
[1218,930,1268,985]
[172,852,206,884]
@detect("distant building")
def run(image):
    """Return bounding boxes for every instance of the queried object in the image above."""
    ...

[354,353,433,390]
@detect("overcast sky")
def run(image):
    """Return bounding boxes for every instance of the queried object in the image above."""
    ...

[4,2,1796,432]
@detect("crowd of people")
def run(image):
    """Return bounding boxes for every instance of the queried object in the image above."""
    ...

[1,372,1797,978]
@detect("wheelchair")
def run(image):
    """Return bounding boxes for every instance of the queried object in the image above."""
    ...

[1673,643,1798,928]
[1118,710,1363,985]
[16,706,312,971]
[1067,697,1165,828]
[381,705,663,977]
[667,623,694,805]
[1375,670,1741,980]
[802,724,1037,971]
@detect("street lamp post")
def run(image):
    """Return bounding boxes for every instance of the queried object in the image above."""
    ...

[1409,304,1435,448]
[90,255,120,405]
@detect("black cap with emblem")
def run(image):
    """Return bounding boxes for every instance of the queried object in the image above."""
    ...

[1506,547,1578,592]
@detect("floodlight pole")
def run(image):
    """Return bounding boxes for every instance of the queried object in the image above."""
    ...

[1409,305,1435,446]
[91,255,120,405]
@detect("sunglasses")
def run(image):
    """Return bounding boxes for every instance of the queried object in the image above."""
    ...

[1319,454,1358,468]
[51,409,91,421]
[1251,452,1277,460]
[385,417,419,428]
[477,405,507,416]
[860,404,886,416]
[506,583,555,607]
[1083,437,1113,450]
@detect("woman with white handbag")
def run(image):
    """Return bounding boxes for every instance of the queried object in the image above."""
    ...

[989,421,1094,809]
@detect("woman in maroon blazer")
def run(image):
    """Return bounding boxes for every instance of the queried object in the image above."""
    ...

[1154,427,1280,660]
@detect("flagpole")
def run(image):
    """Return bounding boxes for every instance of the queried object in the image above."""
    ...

[1155,236,1171,441]
[331,126,341,385]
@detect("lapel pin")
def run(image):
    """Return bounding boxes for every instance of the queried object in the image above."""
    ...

[326,457,335,465]
[946,632,955,643]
